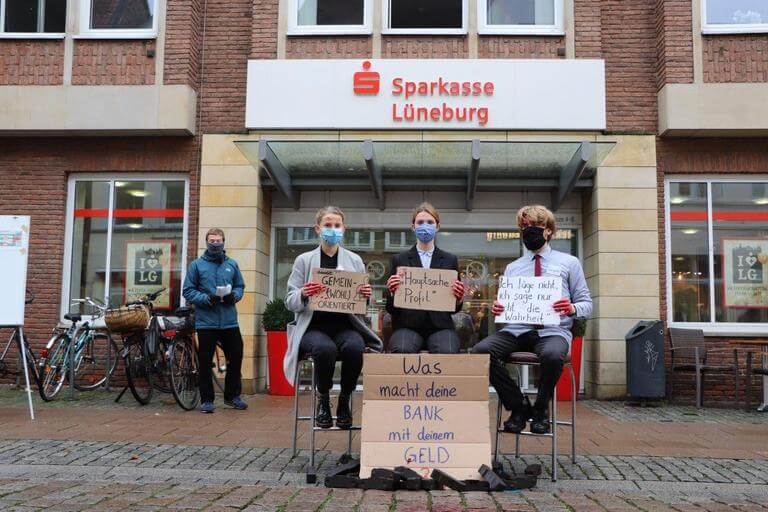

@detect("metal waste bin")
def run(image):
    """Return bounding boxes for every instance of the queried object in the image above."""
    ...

[625,320,666,399]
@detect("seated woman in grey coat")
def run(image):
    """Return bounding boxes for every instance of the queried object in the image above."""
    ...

[283,206,382,429]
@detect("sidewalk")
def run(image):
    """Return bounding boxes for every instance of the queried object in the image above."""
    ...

[0,386,767,511]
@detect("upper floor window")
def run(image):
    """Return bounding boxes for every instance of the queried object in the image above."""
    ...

[289,0,372,35]
[479,0,563,35]
[384,0,467,34]
[0,0,65,38]
[703,0,768,34]
[79,0,158,38]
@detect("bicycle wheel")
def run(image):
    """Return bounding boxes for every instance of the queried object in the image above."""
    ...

[74,332,119,391]
[125,335,153,405]
[169,336,200,411]
[39,333,69,402]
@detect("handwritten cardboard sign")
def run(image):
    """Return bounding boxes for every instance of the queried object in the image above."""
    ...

[495,275,561,326]
[360,354,491,480]
[393,267,458,312]
[309,268,368,315]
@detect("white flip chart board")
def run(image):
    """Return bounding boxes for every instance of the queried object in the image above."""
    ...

[0,216,31,326]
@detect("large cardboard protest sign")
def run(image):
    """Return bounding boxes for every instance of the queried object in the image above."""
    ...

[495,275,561,326]
[309,268,369,315]
[393,267,458,312]
[361,354,491,480]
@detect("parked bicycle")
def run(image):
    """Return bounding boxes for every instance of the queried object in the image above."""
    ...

[38,297,119,401]
[0,292,41,392]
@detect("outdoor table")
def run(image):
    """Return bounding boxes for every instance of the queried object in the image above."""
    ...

[728,340,768,412]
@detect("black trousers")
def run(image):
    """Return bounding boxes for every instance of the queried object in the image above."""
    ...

[197,327,243,403]
[471,330,568,413]
[299,329,365,395]
[389,328,460,354]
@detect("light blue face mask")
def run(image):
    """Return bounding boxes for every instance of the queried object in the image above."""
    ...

[320,227,344,246]
[414,223,437,243]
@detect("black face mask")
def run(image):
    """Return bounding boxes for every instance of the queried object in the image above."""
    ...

[522,226,547,251]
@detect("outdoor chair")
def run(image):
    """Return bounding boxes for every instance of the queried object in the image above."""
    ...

[745,350,768,410]
[668,327,741,408]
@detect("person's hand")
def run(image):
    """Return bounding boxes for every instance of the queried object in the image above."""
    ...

[387,274,401,294]
[553,298,576,317]
[223,293,236,305]
[207,294,218,306]
[491,300,505,317]
[301,281,324,298]
[452,280,466,300]
[358,283,372,299]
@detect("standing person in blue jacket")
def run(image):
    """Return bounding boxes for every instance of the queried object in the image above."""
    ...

[183,228,247,413]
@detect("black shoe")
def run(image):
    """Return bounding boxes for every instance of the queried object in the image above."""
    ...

[530,408,550,434]
[315,393,333,429]
[336,393,353,430]
[503,401,531,434]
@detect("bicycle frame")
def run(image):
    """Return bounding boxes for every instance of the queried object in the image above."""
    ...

[0,328,39,384]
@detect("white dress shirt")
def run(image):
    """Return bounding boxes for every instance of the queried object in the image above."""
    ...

[416,247,433,269]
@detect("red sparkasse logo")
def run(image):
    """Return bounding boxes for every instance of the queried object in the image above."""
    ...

[353,61,380,95]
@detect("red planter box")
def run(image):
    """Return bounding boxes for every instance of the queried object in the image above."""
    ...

[266,331,294,396]
[556,336,583,401]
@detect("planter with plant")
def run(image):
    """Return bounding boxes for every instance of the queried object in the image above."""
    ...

[556,318,587,401]
[262,299,295,396]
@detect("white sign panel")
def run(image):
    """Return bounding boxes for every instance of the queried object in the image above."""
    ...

[0,216,31,326]
[246,59,606,130]
[495,275,561,326]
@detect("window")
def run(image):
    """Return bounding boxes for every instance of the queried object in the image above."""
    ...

[384,0,467,34]
[667,179,768,332]
[0,0,65,37]
[479,0,563,35]
[63,176,188,316]
[79,0,158,38]
[703,0,768,34]
[289,0,371,35]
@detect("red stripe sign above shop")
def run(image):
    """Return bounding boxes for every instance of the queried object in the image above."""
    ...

[245,59,606,130]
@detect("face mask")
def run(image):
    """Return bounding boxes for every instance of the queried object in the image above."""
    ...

[414,223,437,243]
[522,226,547,251]
[207,241,224,254]
[320,227,344,246]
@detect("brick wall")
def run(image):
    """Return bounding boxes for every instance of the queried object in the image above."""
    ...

[0,41,64,86]
[251,0,279,59]
[0,137,199,363]
[654,0,694,90]
[703,35,768,83]
[574,0,601,58]
[164,0,202,87]
[478,36,564,58]
[382,36,468,58]
[286,36,372,59]
[72,41,156,86]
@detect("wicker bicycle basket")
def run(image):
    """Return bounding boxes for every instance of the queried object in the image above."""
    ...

[104,304,151,333]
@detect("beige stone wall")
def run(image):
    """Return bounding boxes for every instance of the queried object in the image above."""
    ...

[582,135,660,399]
[199,134,270,392]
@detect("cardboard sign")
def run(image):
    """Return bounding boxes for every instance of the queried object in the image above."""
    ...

[393,267,458,312]
[495,275,561,326]
[309,268,369,315]
[360,354,491,480]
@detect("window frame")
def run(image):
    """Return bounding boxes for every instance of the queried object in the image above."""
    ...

[0,0,66,39]
[665,176,768,336]
[287,0,372,36]
[61,174,190,321]
[701,0,768,35]
[478,0,564,36]
[77,0,159,40]
[382,0,468,35]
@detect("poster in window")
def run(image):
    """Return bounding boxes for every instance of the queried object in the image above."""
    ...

[124,240,173,309]
[722,238,768,309]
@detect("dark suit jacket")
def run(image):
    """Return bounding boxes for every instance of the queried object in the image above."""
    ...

[386,245,462,333]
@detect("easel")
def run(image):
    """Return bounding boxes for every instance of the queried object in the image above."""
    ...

[1,325,35,420]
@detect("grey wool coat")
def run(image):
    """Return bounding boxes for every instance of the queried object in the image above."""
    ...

[283,246,383,384]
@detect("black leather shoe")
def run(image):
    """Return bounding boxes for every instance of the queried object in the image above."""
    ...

[315,393,333,429]
[503,401,531,434]
[336,393,353,430]
[530,408,550,434]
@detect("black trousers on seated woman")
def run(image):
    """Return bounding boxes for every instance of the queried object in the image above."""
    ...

[299,325,364,395]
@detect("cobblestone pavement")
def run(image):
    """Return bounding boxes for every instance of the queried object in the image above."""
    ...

[584,401,768,424]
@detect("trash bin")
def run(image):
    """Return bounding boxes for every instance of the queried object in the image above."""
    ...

[625,320,666,399]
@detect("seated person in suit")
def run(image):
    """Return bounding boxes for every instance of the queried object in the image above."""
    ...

[385,202,466,354]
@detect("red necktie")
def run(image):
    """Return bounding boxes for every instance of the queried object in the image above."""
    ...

[534,254,543,330]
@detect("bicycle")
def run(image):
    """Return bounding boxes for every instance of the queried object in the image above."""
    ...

[38,297,119,401]
[0,292,41,392]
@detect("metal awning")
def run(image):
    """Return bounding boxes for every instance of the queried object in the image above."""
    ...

[235,140,615,211]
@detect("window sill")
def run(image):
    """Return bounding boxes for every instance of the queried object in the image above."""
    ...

[702,25,768,35]
[73,32,157,40]
[477,28,565,36]
[382,28,468,36]
[0,33,65,40]
[668,322,768,337]
[286,28,373,37]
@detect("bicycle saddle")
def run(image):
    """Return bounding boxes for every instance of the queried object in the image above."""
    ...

[173,307,193,317]
[64,314,82,323]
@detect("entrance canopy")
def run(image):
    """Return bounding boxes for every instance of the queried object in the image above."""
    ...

[235,140,615,211]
